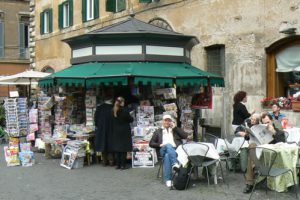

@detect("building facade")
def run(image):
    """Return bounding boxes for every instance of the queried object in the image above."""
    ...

[0,0,30,97]
[32,0,300,135]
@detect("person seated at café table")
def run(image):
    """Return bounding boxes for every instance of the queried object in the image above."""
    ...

[270,102,286,122]
[243,112,286,194]
[149,114,188,188]
[234,113,260,138]
[269,102,286,130]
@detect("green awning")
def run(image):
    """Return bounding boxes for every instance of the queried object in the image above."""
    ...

[38,62,224,87]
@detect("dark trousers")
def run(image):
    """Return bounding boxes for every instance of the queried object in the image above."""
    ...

[115,152,127,167]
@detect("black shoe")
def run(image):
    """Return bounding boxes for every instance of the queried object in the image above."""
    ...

[243,185,254,194]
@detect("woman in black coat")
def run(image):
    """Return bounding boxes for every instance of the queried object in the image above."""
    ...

[112,96,133,170]
[232,91,254,131]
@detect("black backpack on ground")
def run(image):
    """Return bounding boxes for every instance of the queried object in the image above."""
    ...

[172,166,190,190]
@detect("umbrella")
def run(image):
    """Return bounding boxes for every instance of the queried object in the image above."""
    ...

[0,70,50,85]
[0,70,51,100]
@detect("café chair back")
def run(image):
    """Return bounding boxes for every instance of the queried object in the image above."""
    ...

[182,142,223,189]
[248,147,298,200]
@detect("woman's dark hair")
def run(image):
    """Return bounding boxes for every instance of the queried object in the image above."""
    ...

[233,91,247,105]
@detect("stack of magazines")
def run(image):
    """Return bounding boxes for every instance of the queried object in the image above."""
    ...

[60,140,86,169]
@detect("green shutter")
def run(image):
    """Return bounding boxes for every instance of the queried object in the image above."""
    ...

[106,0,116,12]
[48,9,53,33]
[58,3,63,29]
[139,0,152,3]
[69,0,73,26]
[117,0,126,12]
[82,0,87,22]
[94,0,99,19]
[19,23,25,58]
[40,12,44,35]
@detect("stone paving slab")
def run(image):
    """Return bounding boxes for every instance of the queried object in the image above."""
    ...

[0,144,298,200]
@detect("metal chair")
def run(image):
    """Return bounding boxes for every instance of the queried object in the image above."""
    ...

[248,147,298,200]
[203,133,227,179]
[155,149,164,182]
[157,157,164,179]
[223,136,246,172]
[182,142,224,189]
[203,133,218,148]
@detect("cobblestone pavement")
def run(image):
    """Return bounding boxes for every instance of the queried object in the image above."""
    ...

[0,144,298,200]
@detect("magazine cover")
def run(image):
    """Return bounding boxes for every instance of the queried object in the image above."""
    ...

[4,145,20,167]
[137,106,155,127]
[132,143,155,168]
[163,103,177,111]
[20,143,31,152]
[19,151,34,167]
[60,151,77,169]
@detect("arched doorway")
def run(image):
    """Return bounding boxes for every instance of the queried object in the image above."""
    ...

[148,17,173,31]
[41,66,55,74]
[265,35,300,97]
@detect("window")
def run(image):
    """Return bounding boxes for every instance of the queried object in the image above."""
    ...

[82,0,99,22]
[19,15,29,59]
[205,45,225,77]
[40,9,53,35]
[266,38,300,97]
[59,0,73,29]
[106,0,126,13]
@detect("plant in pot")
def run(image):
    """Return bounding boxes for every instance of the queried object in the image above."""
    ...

[291,92,300,112]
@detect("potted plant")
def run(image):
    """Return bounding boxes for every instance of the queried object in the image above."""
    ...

[291,92,300,112]
[261,97,292,110]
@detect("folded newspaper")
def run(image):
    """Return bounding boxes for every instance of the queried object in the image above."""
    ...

[242,124,274,145]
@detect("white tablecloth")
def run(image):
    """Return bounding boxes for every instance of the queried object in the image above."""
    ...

[176,142,219,167]
[217,137,248,153]
[285,127,300,143]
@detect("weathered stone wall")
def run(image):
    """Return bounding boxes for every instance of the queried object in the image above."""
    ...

[33,0,300,134]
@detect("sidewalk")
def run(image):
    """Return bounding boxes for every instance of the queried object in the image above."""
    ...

[0,144,298,200]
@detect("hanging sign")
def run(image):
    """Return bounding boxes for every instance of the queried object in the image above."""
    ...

[191,84,213,109]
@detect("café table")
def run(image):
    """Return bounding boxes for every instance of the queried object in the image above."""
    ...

[285,127,300,144]
[176,142,220,184]
[257,143,298,192]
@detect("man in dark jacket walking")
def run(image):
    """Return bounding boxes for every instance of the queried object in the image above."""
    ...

[94,97,114,166]
[149,114,188,187]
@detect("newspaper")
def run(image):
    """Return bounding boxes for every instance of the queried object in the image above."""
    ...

[243,124,274,145]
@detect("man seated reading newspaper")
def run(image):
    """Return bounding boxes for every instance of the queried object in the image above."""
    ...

[149,114,188,188]
[242,112,286,194]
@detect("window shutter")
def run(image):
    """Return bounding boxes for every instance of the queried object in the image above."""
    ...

[106,0,116,12]
[139,0,152,3]
[94,0,99,19]
[19,23,25,58]
[82,0,87,22]
[49,9,53,33]
[58,3,63,29]
[0,22,3,57]
[40,12,44,35]
[117,0,126,12]
[69,0,73,26]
